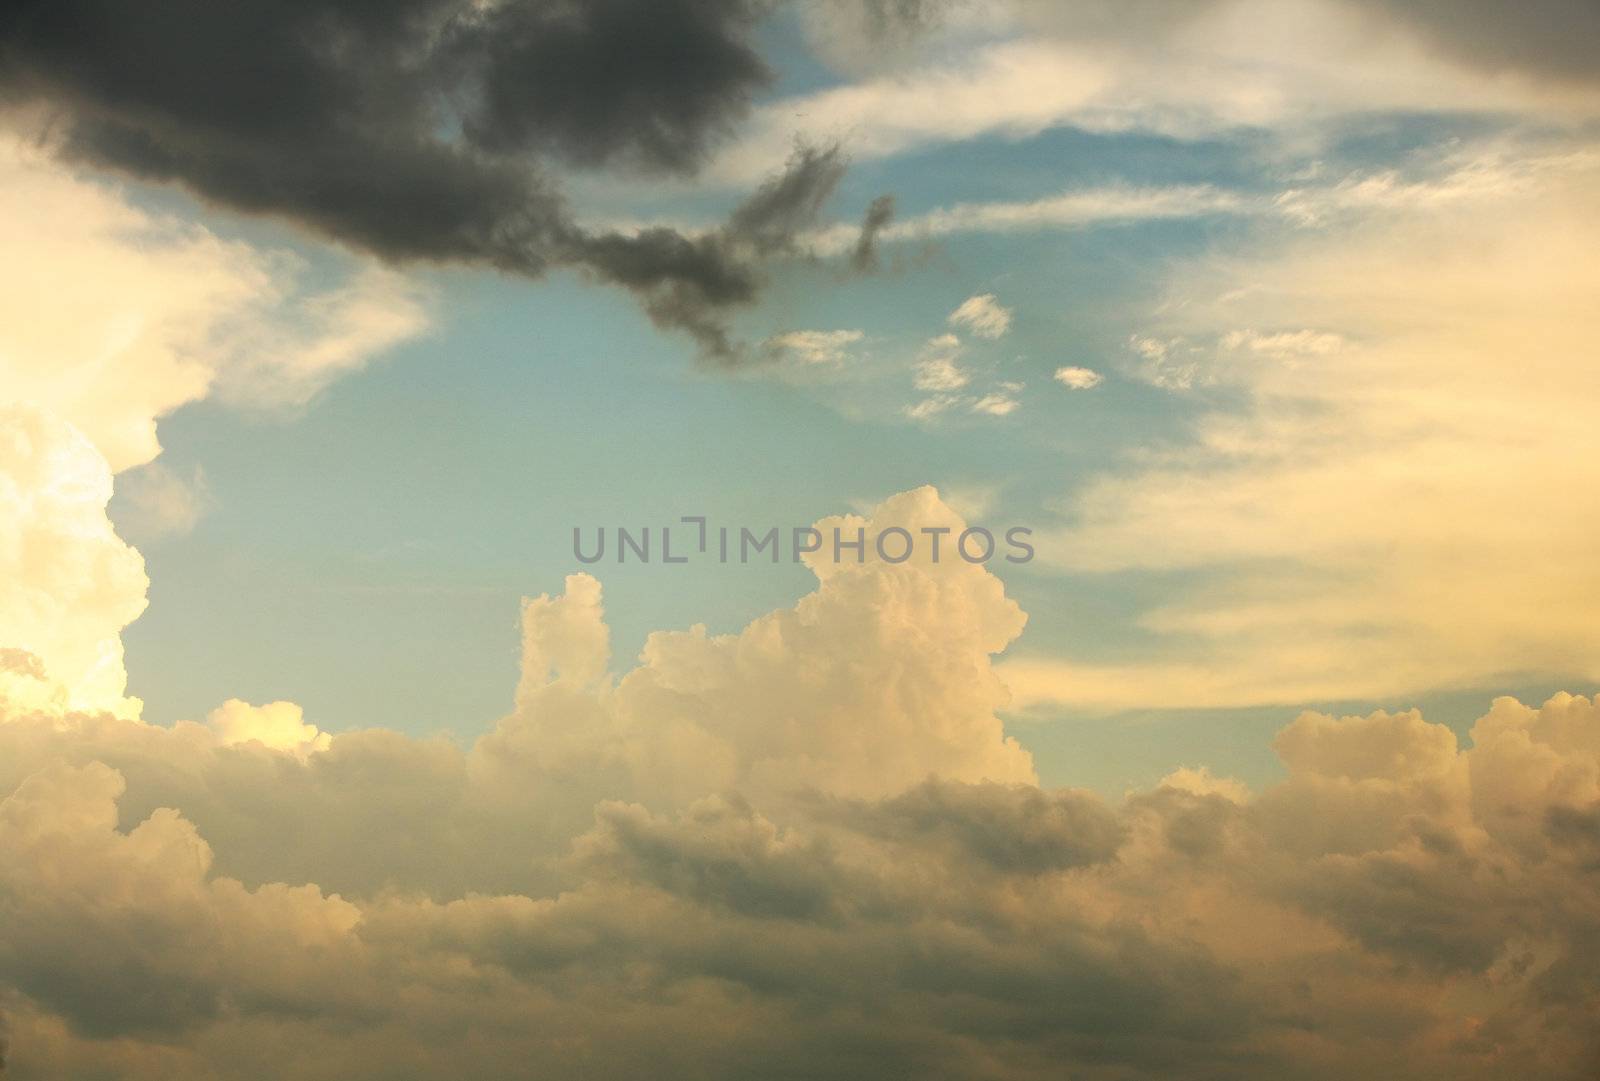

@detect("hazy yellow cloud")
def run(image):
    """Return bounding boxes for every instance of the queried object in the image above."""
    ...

[1007,148,1600,709]
[0,406,146,717]
[0,139,428,714]
[0,138,429,474]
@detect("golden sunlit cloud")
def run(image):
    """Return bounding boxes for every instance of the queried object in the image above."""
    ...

[1009,148,1600,709]
[2,489,1598,1078]
[4,2,1600,1077]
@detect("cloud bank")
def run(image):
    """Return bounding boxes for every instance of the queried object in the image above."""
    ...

[2,486,1599,1079]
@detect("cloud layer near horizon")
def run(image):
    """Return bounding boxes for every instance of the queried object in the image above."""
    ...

[2,487,1599,1078]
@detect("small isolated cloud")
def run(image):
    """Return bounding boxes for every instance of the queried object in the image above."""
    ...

[904,394,958,420]
[947,293,1012,338]
[913,334,969,390]
[762,328,864,368]
[914,358,969,391]
[1220,329,1345,357]
[970,392,1020,416]
[1053,365,1104,390]
[1127,333,1208,390]
[972,382,1023,417]
[907,332,1019,420]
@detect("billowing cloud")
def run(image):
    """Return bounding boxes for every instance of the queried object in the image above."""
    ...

[0,406,145,717]
[206,700,332,758]
[2,486,1598,1076]
[0,142,429,712]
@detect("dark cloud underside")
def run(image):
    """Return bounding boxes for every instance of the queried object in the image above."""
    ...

[0,0,853,358]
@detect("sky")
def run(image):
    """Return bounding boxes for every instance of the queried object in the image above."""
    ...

[2,1,1600,1078]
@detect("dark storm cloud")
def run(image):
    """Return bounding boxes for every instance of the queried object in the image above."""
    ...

[0,0,860,358]
[455,0,769,172]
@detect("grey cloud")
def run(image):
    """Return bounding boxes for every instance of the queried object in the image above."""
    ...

[572,795,845,921]
[850,193,896,272]
[5,692,1600,1078]
[1126,785,1244,861]
[798,0,960,71]
[1345,0,1600,84]
[0,764,371,1041]
[1288,848,1511,974]
[1546,801,1600,867]
[453,0,769,172]
[834,777,1125,873]
[580,142,849,358]
[1009,0,1600,86]
[0,0,865,359]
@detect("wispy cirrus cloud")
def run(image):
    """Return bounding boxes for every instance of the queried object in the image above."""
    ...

[807,182,1249,254]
